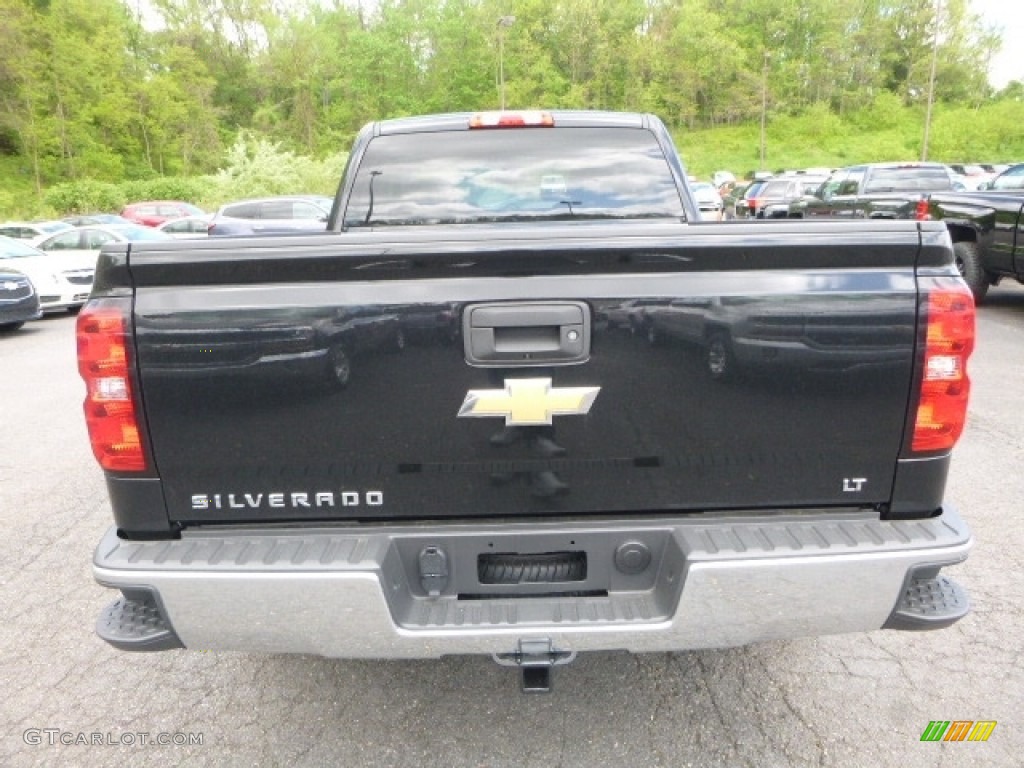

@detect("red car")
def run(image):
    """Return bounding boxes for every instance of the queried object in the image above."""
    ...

[121,201,205,227]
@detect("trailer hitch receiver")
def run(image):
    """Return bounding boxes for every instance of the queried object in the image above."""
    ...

[493,638,576,693]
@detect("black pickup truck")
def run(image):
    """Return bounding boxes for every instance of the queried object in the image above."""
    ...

[925,163,1024,302]
[787,162,958,220]
[788,162,1024,303]
[79,111,976,691]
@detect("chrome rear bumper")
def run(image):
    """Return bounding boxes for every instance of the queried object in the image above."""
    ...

[93,507,971,657]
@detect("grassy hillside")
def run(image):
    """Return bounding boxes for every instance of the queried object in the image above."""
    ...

[2,99,1023,219]
[676,98,1024,181]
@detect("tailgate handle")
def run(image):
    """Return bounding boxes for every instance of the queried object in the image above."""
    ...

[464,302,590,366]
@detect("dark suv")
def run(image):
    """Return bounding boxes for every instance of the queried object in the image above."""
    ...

[208,196,332,236]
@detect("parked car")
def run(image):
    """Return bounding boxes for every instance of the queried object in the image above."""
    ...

[644,293,913,381]
[0,220,74,240]
[207,195,333,236]
[946,164,993,190]
[157,215,212,239]
[690,182,725,221]
[61,213,133,227]
[32,224,173,266]
[979,163,1010,176]
[602,298,666,333]
[733,180,770,218]
[757,176,828,219]
[121,201,205,227]
[977,162,1024,191]
[0,270,42,331]
[0,235,94,312]
[79,110,977,677]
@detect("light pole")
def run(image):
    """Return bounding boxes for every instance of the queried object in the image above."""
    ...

[497,15,515,110]
[759,51,770,170]
[922,0,942,160]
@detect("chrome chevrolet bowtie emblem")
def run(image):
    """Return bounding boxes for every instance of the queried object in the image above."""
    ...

[457,378,600,426]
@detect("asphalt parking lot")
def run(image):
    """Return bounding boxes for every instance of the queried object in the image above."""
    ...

[1,284,1022,767]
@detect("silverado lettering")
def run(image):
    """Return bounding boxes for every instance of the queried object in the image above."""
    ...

[80,110,975,692]
[190,491,384,510]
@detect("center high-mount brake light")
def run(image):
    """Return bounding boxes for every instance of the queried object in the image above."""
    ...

[77,302,148,472]
[911,285,975,453]
[469,111,555,129]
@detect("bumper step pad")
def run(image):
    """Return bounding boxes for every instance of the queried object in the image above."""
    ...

[97,592,184,652]
[883,575,969,631]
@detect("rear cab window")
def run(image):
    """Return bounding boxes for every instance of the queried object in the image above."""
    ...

[343,127,686,228]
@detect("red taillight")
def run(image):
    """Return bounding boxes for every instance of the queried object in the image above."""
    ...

[915,198,931,220]
[911,286,975,453]
[76,303,148,472]
[469,111,554,128]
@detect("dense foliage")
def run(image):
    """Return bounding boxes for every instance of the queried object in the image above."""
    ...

[1,0,1022,217]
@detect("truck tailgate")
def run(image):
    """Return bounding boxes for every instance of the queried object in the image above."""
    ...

[127,222,928,525]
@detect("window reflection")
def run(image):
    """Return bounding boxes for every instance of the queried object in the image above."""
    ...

[345,128,686,227]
